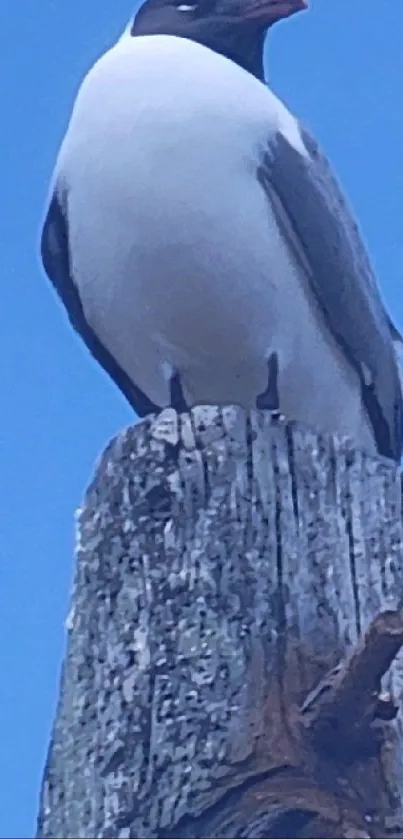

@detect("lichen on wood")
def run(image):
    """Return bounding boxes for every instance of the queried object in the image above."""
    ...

[36,407,403,839]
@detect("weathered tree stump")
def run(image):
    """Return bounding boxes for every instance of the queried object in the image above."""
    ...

[37,407,403,838]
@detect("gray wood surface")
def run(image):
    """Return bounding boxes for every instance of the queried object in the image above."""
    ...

[36,408,403,838]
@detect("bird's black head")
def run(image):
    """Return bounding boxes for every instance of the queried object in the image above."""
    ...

[130,0,307,81]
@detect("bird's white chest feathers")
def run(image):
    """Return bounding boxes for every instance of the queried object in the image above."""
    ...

[60,34,375,452]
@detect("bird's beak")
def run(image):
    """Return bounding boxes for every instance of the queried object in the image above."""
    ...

[241,0,308,24]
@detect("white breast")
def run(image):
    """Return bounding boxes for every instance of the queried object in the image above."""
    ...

[59,34,376,453]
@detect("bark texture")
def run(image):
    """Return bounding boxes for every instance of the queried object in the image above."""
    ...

[37,407,403,838]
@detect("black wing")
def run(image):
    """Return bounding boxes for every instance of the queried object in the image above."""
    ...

[40,189,158,418]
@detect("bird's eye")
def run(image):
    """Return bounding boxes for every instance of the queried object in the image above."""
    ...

[175,2,199,11]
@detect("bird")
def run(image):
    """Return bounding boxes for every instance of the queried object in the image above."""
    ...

[40,0,403,461]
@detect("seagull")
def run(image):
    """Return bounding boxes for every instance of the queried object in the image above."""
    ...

[40,0,403,461]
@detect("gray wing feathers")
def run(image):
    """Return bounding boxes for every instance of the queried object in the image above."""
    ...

[261,123,402,460]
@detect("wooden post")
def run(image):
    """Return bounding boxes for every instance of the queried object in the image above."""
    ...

[37,408,403,839]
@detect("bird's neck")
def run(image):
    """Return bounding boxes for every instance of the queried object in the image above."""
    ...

[224,29,265,82]
[199,25,266,82]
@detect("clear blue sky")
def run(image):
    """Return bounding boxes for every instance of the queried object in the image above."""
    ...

[1,1,402,836]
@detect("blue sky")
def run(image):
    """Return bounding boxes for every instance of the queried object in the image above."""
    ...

[1,1,402,836]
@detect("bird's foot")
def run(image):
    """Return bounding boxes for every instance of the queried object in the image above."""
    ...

[269,408,285,423]
[169,370,189,413]
[256,352,284,420]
